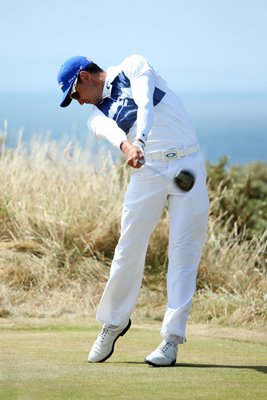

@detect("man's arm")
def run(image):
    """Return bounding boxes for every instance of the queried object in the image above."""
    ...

[88,57,155,169]
[120,69,155,168]
[88,110,144,168]
[131,70,155,144]
[88,109,127,148]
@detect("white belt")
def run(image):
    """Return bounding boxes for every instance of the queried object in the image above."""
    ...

[145,144,200,161]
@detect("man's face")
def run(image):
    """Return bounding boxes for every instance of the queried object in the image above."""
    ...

[70,71,103,106]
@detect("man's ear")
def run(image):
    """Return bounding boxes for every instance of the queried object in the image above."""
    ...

[79,70,90,82]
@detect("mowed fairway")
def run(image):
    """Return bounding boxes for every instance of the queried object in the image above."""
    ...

[1,321,266,400]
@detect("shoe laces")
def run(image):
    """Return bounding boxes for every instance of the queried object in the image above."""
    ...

[99,326,109,343]
[159,342,175,354]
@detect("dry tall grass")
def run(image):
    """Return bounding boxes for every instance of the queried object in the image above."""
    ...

[0,135,266,327]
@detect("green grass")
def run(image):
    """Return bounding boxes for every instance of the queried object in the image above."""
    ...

[0,321,266,400]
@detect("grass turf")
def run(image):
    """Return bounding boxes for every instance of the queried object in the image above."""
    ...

[0,321,266,400]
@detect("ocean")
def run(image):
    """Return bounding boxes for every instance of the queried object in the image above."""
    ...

[1,91,266,165]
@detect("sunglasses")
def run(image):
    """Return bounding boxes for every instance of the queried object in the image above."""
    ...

[70,76,80,100]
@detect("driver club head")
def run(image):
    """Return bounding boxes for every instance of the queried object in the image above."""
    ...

[174,170,195,191]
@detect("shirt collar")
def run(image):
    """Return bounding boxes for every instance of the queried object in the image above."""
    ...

[101,66,118,99]
[102,78,112,99]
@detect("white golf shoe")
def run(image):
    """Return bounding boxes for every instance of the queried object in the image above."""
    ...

[88,319,131,363]
[145,341,177,367]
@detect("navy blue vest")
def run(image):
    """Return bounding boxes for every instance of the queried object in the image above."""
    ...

[97,71,165,134]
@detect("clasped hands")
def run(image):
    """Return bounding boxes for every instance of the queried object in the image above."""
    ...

[120,140,145,169]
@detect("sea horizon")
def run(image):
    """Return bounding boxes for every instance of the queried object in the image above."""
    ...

[0,90,266,165]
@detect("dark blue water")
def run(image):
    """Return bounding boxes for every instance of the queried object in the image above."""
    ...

[0,91,266,165]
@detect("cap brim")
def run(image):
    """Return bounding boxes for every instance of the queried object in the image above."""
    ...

[60,86,73,107]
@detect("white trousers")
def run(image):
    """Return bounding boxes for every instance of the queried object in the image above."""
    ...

[96,152,209,341]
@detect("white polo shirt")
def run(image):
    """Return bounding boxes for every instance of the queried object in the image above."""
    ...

[87,55,198,153]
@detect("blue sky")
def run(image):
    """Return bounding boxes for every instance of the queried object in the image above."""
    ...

[1,0,267,93]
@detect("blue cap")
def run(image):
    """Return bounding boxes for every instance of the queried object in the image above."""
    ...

[57,56,93,107]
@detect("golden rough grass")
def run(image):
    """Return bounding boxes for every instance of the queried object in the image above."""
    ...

[0,139,266,326]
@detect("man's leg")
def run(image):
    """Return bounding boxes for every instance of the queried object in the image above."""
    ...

[145,161,209,366]
[161,195,209,340]
[96,178,168,325]
[89,166,168,362]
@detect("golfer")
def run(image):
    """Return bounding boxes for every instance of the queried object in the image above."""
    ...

[57,54,209,366]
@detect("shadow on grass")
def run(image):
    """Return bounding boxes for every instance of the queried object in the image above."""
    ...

[177,363,267,374]
[120,362,267,374]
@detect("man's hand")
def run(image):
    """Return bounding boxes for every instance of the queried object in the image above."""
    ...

[120,140,145,169]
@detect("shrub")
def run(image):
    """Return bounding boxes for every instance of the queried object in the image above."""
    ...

[0,139,266,326]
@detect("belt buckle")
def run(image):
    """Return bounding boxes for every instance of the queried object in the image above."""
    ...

[163,149,178,161]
